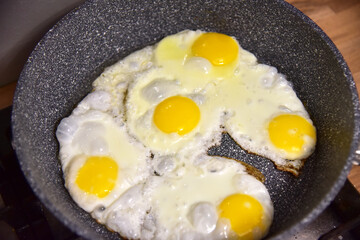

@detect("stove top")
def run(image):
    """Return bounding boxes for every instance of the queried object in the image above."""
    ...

[1,106,360,239]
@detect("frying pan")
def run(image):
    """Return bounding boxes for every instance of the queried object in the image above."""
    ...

[11,0,360,239]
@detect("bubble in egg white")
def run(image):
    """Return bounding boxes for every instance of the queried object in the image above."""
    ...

[141,213,157,239]
[153,155,176,176]
[101,184,152,239]
[56,117,79,143]
[91,205,106,220]
[109,184,144,210]
[188,202,217,234]
[106,210,142,239]
[184,57,212,74]
[141,79,180,103]
[72,91,112,115]
[187,93,206,105]
[73,122,109,156]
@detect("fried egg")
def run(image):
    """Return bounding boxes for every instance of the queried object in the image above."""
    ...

[219,63,317,175]
[125,67,225,157]
[56,91,150,215]
[146,155,273,240]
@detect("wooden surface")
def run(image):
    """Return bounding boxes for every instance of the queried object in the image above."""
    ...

[1,0,359,190]
[286,0,360,191]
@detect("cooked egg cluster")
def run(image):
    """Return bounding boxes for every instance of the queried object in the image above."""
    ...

[146,156,273,240]
[147,30,316,173]
[56,29,317,239]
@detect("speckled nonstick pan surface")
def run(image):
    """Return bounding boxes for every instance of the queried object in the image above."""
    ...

[11,0,360,239]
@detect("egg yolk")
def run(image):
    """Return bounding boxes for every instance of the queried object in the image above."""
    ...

[153,96,200,135]
[76,156,118,198]
[191,32,239,66]
[268,114,316,156]
[218,194,264,239]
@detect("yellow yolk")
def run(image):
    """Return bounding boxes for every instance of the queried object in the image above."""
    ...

[218,194,264,239]
[268,114,316,156]
[153,96,200,135]
[191,32,239,66]
[76,156,118,198]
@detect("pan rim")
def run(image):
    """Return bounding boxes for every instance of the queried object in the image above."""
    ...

[11,0,360,239]
[269,1,360,239]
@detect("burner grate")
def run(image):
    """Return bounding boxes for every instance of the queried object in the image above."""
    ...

[0,107,78,240]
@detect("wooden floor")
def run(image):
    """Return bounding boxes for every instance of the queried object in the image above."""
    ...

[287,0,360,191]
[1,0,360,191]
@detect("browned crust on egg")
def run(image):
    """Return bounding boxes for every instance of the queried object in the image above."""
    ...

[122,85,129,123]
[275,165,301,177]
[239,160,266,183]
[214,155,266,183]
[211,131,307,177]
[274,157,308,177]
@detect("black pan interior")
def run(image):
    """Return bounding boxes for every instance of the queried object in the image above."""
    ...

[11,0,360,239]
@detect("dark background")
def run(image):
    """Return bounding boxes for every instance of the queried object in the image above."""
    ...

[0,0,85,87]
